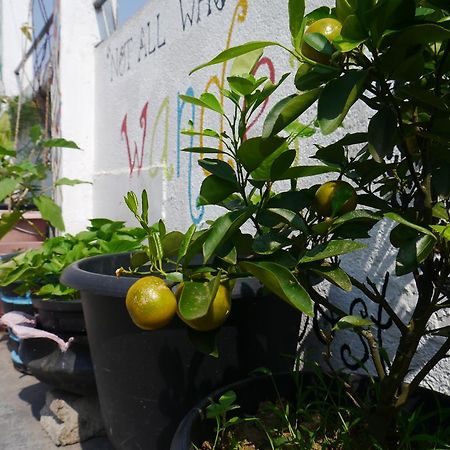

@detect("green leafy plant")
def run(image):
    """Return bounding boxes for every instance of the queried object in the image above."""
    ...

[198,369,450,449]
[122,0,450,446]
[0,97,85,238]
[0,218,146,299]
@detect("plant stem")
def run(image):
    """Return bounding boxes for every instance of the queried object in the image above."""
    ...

[360,329,385,380]
[349,276,407,335]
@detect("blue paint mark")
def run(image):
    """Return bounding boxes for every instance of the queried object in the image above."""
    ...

[177,88,204,224]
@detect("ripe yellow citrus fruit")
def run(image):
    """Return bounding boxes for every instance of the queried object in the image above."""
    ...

[126,276,177,330]
[314,180,357,217]
[301,18,342,64]
[177,283,231,332]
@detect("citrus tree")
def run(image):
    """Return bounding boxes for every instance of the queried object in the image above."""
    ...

[121,0,450,445]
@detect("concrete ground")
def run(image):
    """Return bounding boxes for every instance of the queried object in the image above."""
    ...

[0,332,113,450]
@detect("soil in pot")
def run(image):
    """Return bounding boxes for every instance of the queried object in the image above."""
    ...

[61,252,302,450]
[172,372,450,450]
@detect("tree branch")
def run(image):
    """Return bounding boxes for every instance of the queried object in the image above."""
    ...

[349,276,408,335]
[361,329,386,380]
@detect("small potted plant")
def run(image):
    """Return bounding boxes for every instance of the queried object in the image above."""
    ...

[0,218,146,393]
[0,95,83,252]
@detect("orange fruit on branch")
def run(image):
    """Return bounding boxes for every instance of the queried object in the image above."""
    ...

[314,180,357,217]
[301,18,342,64]
[126,276,177,330]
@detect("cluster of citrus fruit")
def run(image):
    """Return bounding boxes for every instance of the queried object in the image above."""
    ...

[126,276,231,332]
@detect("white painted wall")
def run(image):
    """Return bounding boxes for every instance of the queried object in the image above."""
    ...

[56,0,99,233]
[1,0,33,96]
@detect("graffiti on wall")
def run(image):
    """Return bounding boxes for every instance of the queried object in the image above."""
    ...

[111,0,293,224]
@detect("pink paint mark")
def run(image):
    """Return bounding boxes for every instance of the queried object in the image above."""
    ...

[244,57,276,140]
[121,101,149,176]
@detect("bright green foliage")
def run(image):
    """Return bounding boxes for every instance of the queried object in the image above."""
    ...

[0,98,85,238]
[0,219,146,299]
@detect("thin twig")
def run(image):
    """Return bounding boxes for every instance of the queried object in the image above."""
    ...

[361,329,386,380]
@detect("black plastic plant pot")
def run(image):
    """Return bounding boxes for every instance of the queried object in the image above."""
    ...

[61,252,302,450]
[31,297,86,334]
[19,335,96,395]
[171,372,298,449]
[0,287,34,315]
[19,298,94,395]
[171,372,450,450]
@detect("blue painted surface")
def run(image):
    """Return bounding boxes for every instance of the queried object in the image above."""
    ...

[10,349,24,365]
[0,290,32,305]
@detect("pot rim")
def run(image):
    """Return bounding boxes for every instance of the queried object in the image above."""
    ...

[60,252,262,299]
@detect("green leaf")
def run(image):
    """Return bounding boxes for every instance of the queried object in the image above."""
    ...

[396,234,437,276]
[230,49,263,76]
[392,23,450,48]
[299,239,366,264]
[0,210,21,239]
[141,190,149,224]
[330,210,381,231]
[263,89,321,138]
[303,32,334,55]
[166,272,184,283]
[318,70,368,135]
[368,108,397,162]
[250,141,289,181]
[0,178,18,202]
[178,93,224,115]
[237,136,286,173]
[239,261,313,316]
[181,128,220,139]
[227,75,266,96]
[0,145,16,157]
[288,0,305,49]
[252,232,291,255]
[198,158,237,183]
[124,191,139,215]
[33,195,65,231]
[42,138,80,149]
[295,64,339,91]
[385,212,434,236]
[203,208,254,262]
[309,265,352,292]
[431,225,450,242]
[182,146,224,154]
[265,208,308,232]
[29,125,42,143]
[197,175,237,206]
[54,177,91,186]
[253,73,291,111]
[190,41,279,74]
[130,251,150,269]
[333,36,366,52]
[178,224,197,263]
[161,231,184,258]
[273,165,339,181]
[333,315,373,330]
[177,281,213,320]
[270,150,296,180]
